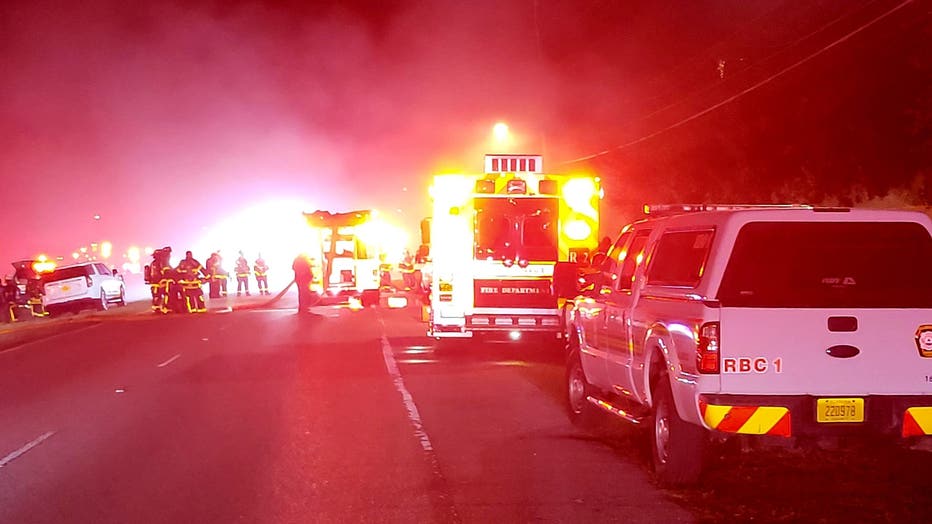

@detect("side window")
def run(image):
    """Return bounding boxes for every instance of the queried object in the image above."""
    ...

[646,229,714,287]
[600,231,632,277]
[616,229,652,291]
[95,263,110,275]
[84,265,97,276]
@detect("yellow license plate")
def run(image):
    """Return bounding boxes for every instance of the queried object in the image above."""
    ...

[817,398,864,423]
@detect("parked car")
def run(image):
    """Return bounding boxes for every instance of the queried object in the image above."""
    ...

[556,204,932,485]
[42,262,125,315]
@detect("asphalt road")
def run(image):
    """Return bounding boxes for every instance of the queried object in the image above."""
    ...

[1,293,929,523]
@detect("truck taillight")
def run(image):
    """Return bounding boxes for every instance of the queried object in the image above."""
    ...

[697,322,720,374]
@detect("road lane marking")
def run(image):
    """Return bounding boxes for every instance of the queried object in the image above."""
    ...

[379,332,434,452]
[376,314,461,523]
[156,354,181,368]
[0,431,55,469]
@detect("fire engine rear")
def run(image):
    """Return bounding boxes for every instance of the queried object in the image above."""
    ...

[428,154,600,342]
[304,209,381,307]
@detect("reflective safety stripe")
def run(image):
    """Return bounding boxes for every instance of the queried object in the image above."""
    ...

[903,407,932,437]
[700,401,791,436]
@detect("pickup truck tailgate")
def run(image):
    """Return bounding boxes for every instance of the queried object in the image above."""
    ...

[719,308,932,395]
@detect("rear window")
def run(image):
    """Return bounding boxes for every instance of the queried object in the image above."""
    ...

[647,230,714,287]
[45,266,91,283]
[718,221,932,308]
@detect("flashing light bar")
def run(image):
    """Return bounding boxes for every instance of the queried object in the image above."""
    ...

[485,155,542,174]
[643,203,818,216]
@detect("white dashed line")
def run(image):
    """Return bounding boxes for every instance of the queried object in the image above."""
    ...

[156,354,181,368]
[0,431,56,469]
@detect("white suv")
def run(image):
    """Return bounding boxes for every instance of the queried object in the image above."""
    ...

[43,262,126,315]
[558,205,932,485]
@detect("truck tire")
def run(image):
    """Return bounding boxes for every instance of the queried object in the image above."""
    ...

[566,346,599,428]
[97,292,109,311]
[650,373,705,486]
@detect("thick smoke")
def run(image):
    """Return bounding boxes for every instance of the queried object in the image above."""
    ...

[0,0,925,264]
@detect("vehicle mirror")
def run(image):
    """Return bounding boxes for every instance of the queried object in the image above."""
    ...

[112,269,119,276]
[552,261,580,298]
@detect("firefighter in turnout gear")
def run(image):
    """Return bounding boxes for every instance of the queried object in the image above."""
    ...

[3,276,18,323]
[254,254,270,295]
[206,251,228,298]
[177,251,207,313]
[399,249,416,291]
[235,251,251,296]
[146,247,173,313]
[379,253,393,291]
[292,253,314,312]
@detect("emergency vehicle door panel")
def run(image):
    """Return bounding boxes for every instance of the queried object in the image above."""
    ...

[719,308,932,395]
[596,230,640,395]
[576,299,610,389]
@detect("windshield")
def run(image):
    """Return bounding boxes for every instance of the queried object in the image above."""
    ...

[474,197,558,261]
[718,221,932,308]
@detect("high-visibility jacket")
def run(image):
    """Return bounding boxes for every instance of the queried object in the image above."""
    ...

[235,257,250,277]
[254,260,269,277]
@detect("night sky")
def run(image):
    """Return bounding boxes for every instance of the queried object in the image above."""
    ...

[1,0,928,268]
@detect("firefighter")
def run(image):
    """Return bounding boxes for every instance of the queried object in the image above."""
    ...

[379,253,393,291]
[254,254,270,295]
[292,253,314,313]
[399,249,416,291]
[147,247,173,313]
[162,264,185,313]
[25,277,47,318]
[234,251,251,296]
[3,276,18,323]
[177,251,207,313]
[205,251,228,299]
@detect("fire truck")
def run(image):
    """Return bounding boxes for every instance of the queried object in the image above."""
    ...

[428,154,601,342]
[304,209,382,307]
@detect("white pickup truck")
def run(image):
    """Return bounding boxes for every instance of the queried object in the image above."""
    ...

[557,205,932,485]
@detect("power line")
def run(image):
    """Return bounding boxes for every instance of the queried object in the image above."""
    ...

[632,0,883,131]
[560,0,916,166]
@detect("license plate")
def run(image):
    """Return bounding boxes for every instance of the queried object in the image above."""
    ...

[816,398,864,423]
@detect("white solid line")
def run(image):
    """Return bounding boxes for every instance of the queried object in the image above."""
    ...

[156,354,181,368]
[0,431,56,469]
[378,319,434,452]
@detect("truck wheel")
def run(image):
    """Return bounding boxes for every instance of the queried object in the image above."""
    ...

[566,347,599,428]
[650,374,705,486]
[98,292,109,311]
